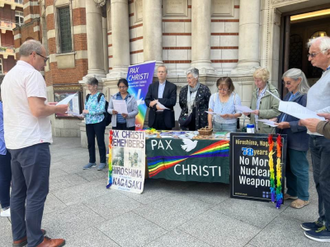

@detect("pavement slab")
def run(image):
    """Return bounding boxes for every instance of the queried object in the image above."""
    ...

[145,229,212,247]
[179,209,261,247]
[97,211,165,247]
[133,193,214,230]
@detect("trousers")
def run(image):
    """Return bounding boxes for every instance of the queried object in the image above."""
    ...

[10,143,50,247]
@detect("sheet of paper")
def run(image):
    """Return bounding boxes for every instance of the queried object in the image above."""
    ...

[279,101,325,120]
[205,111,217,115]
[113,100,128,114]
[257,119,277,127]
[157,102,169,111]
[66,110,84,118]
[56,93,77,105]
[235,105,254,113]
[266,90,281,101]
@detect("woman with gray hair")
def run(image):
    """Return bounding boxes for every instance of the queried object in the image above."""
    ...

[178,68,211,130]
[83,78,107,171]
[271,68,310,209]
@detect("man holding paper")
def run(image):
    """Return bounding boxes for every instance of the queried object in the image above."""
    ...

[299,36,330,243]
[145,65,177,130]
[1,40,67,246]
[300,113,330,139]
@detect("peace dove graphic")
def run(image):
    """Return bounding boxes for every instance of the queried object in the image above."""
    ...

[181,139,198,152]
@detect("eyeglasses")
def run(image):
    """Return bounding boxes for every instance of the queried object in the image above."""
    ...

[307,52,320,58]
[118,86,127,89]
[36,52,49,63]
[218,88,229,92]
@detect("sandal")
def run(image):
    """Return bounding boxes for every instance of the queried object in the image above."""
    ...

[284,194,298,200]
[290,199,310,209]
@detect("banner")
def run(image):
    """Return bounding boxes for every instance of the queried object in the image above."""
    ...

[146,138,230,183]
[127,61,156,130]
[230,133,286,202]
[108,130,145,194]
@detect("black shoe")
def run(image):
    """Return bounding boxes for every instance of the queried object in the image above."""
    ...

[301,220,324,231]
[304,226,330,243]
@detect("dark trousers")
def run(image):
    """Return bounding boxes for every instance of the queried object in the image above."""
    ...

[0,151,11,209]
[113,122,135,130]
[9,143,50,247]
[86,121,106,163]
[285,149,309,201]
[151,112,172,130]
[310,135,330,229]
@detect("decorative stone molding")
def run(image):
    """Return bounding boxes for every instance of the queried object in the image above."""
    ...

[135,0,143,23]
[107,4,111,31]
[163,0,188,17]
[211,0,234,17]
[271,0,308,8]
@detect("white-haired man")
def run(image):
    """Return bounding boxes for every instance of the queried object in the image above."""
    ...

[299,36,330,243]
[1,40,67,247]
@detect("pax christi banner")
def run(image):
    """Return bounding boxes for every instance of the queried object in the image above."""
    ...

[126,61,156,130]
[146,138,230,183]
[108,130,146,194]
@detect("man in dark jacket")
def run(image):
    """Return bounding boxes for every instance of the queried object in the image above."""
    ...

[145,65,177,130]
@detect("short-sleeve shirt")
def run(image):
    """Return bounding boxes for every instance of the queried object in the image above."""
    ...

[1,60,52,149]
[84,92,105,124]
[208,93,241,124]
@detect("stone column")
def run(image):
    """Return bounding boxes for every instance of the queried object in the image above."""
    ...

[232,0,261,75]
[143,0,162,67]
[85,0,105,78]
[191,0,214,74]
[102,16,108,75]
[107,0,130,79]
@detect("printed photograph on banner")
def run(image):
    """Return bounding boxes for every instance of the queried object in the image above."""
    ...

[125,149,143,168]
[112,147,124,167]
[110,130,145,194]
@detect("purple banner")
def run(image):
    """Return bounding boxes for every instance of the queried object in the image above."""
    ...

[126,61,156,130]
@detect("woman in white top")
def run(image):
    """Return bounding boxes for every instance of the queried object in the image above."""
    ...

[208,77,242,132]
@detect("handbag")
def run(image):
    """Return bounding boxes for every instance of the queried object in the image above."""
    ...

[179,113,193,128]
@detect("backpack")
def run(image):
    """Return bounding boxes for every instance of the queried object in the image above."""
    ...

[86,93,112,126]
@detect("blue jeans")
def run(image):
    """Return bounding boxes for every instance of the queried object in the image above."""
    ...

[310,135,330,228]
[0,151,11,209]
[286,148,309,201]
[213,121,237,132]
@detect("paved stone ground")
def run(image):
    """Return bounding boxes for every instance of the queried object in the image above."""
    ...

[0,137,326,247]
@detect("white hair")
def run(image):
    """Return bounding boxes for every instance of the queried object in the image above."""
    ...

[307,36,330,54]
[186,68,199,79]
[282,68,309,94]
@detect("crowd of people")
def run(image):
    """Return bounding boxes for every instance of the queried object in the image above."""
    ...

[0,36,330,246]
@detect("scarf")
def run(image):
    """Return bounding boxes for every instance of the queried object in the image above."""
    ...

[187,82,200,115]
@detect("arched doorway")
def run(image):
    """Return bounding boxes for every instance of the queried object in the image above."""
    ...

[279,5,330,97]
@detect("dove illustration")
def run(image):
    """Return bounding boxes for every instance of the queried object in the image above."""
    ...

[181,139,198,152]
[136,89,145,105]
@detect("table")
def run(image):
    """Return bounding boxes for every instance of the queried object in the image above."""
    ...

[146,137,230,184]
